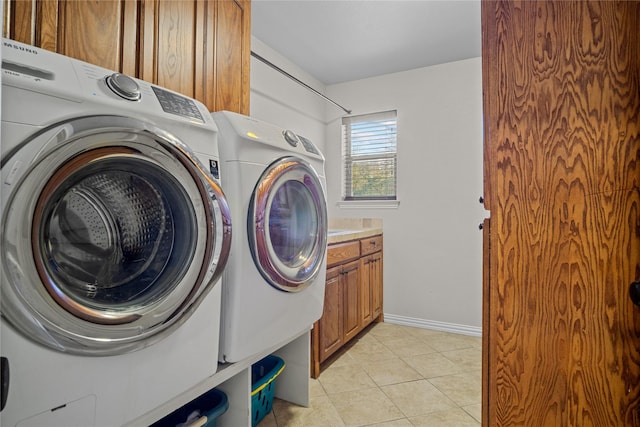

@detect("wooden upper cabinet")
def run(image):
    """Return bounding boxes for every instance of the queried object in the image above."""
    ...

[3,0,250,114]
[140,0,201,99]
[4,0,139,75]
[211,0,250,114]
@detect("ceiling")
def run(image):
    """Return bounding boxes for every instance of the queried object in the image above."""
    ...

[251,0,482,85]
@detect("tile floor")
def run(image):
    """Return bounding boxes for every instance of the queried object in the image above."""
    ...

[258,322,482,427]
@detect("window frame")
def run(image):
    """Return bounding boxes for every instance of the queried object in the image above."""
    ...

[341,110,398,203]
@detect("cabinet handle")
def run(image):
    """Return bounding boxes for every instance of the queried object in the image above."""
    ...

[343,265,358,274]
[1,357,8,412]
[630,282,640,307]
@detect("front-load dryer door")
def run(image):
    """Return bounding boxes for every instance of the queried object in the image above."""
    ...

[0,116,231,356]
[248,156,327,292]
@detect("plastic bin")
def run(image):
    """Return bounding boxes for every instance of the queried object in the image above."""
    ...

[150,388,228,427]
[251,355,285,426]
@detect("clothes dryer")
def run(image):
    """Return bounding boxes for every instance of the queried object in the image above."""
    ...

[211,111,328,363]
[0,39,231,426]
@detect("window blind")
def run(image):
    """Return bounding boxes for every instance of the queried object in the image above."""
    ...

[342,110,397,200]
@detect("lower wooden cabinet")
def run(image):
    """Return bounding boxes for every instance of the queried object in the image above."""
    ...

[361,251,383,323]
[312,234,383,378]
[317,266,343,361]
[341,260,361,343]
[360,255,373,326]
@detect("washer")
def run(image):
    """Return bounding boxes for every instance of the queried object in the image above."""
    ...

[0,39,231,427]
[211,111,328,363]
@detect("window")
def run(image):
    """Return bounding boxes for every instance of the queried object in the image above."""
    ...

[342,110,397,201]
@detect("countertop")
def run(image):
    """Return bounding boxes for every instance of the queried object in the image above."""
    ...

[326,227,383,244]
[326,217,383,244]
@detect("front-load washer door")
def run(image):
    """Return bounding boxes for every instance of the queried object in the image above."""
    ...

[0,116,231,356]
[248,156,327,292]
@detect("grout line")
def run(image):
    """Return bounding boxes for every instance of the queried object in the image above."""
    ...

[265,323,481,426]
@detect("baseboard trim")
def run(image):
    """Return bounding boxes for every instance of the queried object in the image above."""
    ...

[383,313,482,337]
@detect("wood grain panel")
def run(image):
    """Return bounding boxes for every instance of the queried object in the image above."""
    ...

[5,0,138,74]
[4,0,251,114]
[483,1,640,425]
[120,0,139,77]
[212,0,249,113]
[155,0,197,97]
[58,0,123,70]
[342,260,361,342]
[35,0,59,52]
[569,189,640,425]
[319,266,343,363]
[360,235,382,256]
[360,254,373,326]
[4,0,36,43]
[371,253,383,319]
[326,241,360,267]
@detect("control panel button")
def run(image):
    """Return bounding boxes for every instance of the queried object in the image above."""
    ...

[105,73,141,101]
[283,130,299,147]
[297,134,320,154]
[151,86,204,122]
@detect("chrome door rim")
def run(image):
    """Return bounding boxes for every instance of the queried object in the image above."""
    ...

[248,156,327,292]
[0,115,231,355]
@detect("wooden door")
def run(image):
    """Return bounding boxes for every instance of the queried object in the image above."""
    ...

[342,260,361,342]
[318,266,343,363]
[482,1,640,425]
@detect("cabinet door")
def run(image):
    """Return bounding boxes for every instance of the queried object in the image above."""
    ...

[342,260,361,342]
[359,255,373,326]
[139,0,250,113]
[139,0,204,100]
[370,253,383,319]
[3,0,138,75]
[318,266,343,363]
[209,0,250,114]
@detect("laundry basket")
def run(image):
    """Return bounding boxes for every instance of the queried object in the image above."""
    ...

[150,388,228,427]
[251,355,285,426]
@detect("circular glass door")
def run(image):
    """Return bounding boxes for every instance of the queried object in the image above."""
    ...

[32,150,197,323]
[1,116,231,355]
[248,156,327,292]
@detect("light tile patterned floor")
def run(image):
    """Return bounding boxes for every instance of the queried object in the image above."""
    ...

[258,322,482,427]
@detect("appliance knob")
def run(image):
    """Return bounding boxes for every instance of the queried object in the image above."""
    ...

[105,73,141,101]
[283,130,299,147]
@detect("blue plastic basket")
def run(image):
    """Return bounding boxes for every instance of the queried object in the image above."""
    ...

[251,355,286,426]
[150,388,228,427]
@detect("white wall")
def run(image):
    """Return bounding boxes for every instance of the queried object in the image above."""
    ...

[250,37,327,152]
[251,36,485,334]
[324,58,485,333]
